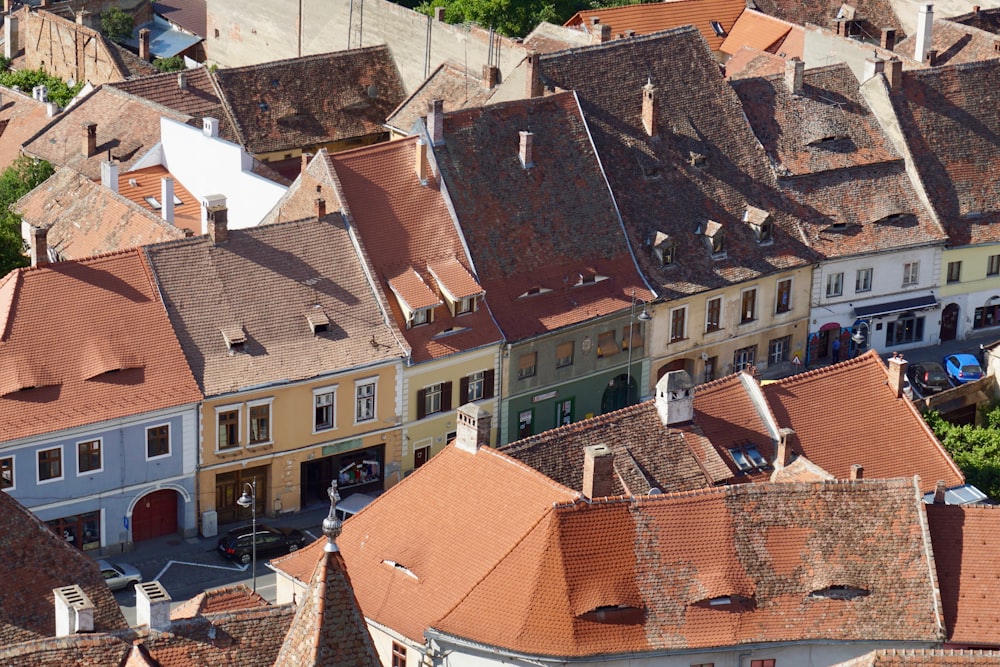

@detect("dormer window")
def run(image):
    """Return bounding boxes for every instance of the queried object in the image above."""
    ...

[809,585,870,600]
[221,326,247,354]
[808,135,848,148]
[411,307,432,326]
[698,220,726,258]
[519,286,553,298]
[743,206,773,244]
[652,231,675,266]
[575,273,609,287]
[873,212,908,225]
[306,308,330,334]
[578,605,645,624]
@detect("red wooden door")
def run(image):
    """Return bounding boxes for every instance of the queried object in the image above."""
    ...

[132,490,178,542]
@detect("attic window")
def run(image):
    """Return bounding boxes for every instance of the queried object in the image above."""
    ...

[382,559,418,580]
[306,309,330,334]
[652,231,675,266]
[743,206,773,244]
[519,286,552,298]
[409,307,432,327]
[575,273,609,287]
[221,327,247,354]
[698,220,726,258]
[874,212,908,224]
[710,20,726,36]
[809,585,870,600]
[728,444,768,472]
[809,135,848,147]
[578,605,645,624]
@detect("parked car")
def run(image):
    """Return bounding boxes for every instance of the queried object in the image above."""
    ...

[98,559,143,591]
[907,361,951,395]
[943,354,984,385]
[217,524,307,564]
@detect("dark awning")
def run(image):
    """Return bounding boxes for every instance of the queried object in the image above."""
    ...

[854,294,937,318]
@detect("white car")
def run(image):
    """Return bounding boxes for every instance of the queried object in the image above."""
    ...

[97,559,143,591]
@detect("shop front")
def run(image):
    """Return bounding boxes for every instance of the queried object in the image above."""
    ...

[46,511,101,552]
[215,465,268,525]
[300,443,384,508]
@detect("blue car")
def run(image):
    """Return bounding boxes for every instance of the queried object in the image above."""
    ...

[943,354,983,384]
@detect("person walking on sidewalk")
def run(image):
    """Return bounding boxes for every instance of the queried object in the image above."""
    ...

[832,337,841,363]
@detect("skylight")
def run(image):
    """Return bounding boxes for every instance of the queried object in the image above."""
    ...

[728,445,768,472]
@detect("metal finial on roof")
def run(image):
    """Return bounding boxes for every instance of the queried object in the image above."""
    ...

[322,480,342,552]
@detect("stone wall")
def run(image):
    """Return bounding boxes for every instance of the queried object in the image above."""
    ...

[21,9,126,86]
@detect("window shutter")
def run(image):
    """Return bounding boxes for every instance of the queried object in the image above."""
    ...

[416,388,427,420]
[459,376,470,404]
[442,381,453,412]
[483,369,495,399]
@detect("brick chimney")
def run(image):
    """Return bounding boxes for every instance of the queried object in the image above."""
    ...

[850,464,864,480]
[525,51,542,99]
[83,122,97,157]
[455,403,492,453]
[518,131,534,169]
[880,27,897,50]
[139,28,151,62]
[53,586,94,637]
[161,176,174,225]
[589,18,611,44]
[315,197,326,219]
[925,49,938,66]
[136,581,172,631]
[785,57,804,95]
[933,479,947,504]
[100,159,118,193]
[642,80,657,137]
[481,64,499,89]
[887,353,907,399]
[885,57,903,91]
[414,138,428,184]
[655,370,695,426]
[30,226,48,266]
[300,151,313,177]
[203,194,228,243]
[427,98,444,146]
[914,3,934,63]
[776,427,795,467]
[582,444,614,499]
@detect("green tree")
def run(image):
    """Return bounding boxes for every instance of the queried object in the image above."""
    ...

[0,156,55,276]
[0,67,84,107]
[101,7,134,44]
[924,406,1000,500]
[153,56,186,73]
[415,0,640,37]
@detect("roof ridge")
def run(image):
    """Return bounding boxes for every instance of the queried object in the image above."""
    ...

[540,24,700,59]
[220,46,391,75]
[478,445,582,499]
[771,348,880,385]
[499,399,650,451]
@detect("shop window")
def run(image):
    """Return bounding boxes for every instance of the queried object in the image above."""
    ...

[248,401,271,444]
[77,439,102,474]
[886,314,924,346]
[775,278,792,313]
[391,642,407,667]
[768,335,791,365]
[556,399,574,426]
[750,661,776,667]
[147,424,170,459]
[856,267,873,292]
[556,341,574,368]
[38,446,62,482]
[355,380,376,423]
[741,289,757,323]
[217,408,240,449]
[974,304,1000,329]
[1,456,12,489]
[597,330,619,357]
[338,451,382,490]
[47,511,100,551]
[314,387,336,431]
[518,409,533,439]
[706,297,722,333]
[518,352,537,379]
[704,356,717,382]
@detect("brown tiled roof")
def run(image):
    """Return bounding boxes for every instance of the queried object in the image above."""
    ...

[763,351,964,494]
[0,250,202,442]
[109,41,160,79]
[720,9,796,54]
[0,487,127,644]
[751,0,902,37]
[170,583,269,620]
[0,634,133,665]
[214,46,406,155]
[21,86,190,180]
[432,91,652,340]
[724,46,789,79]
[0,87,51,171]
[385,61,497,135]
[895,19,1000,67]
[889,59,1000,245]
[154,0,207,37]
[694,371,776,479]
[927,503,1000,645]
[338,443,580,643]
[565,0,747,51]
[143,217,409,397]
[109,67,233,141]
[12,167,188,261]
[327,138,504,363]
[537,27,818,298]
[523,21,593,53]
[836,649,1000,666]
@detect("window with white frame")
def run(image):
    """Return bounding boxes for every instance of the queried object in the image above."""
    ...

[0,456,12,489]
[356,379,376,423]
[467,371,486,401]
[518,352,537,379]
[856,267,873,292]
[313,387,336,432]
[77,439,102,474]
[670,306,687,342]
[424,383,443,415]
[146,424,170,459]
[38,446,62,482]
[217,406,241,450]
[903,261,919,286]
[411,308,429,326]
[826,272,844,297]
[248,399,272,445]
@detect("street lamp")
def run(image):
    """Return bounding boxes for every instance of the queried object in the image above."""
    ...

[627,289,653,406]
[236,478,257,592]
[851,320,871,348]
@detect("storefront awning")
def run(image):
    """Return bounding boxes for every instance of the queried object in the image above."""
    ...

[854,294,937,319]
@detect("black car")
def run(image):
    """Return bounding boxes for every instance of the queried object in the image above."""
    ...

[907,361,951,396]
[217,524,306,564]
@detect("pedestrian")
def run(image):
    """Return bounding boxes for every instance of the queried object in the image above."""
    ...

[832,336,841,363]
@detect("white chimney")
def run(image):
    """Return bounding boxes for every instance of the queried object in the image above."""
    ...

[45,102,58,117]
[415,138,428,184]
[915,4,934,63]
[519,130,534,169]
[178,71,187,90]
[785,57,805,95]
[161,176,175,224]
[100,160,119,193]
[427,99,444,146]
[203,117,220,138]
[54,585,94,637]
[654,370,695,426]
[136,581,172,631]
[455,403,492,453]
[862,57,885,83]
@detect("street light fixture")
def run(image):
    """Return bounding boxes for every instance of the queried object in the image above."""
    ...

[851,320,871,347]
[236,477,257,592]
[627,289,653,406]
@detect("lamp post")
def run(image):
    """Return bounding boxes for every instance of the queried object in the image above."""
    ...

[626,289,653,406]
[851,320,872,355]
[236,478,257,592]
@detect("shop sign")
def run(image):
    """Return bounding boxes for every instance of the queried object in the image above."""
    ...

[322,438,362,457]
[532,390,557,403]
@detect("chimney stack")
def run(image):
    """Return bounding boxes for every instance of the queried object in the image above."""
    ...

[925,49,938,66]
[914,4,934,64]
[887,353,907,399]
[934,479,947,504]
[589,19,611,44]
[863,57,885,83]
[30,226,48,266]
[641,80,657,137]
[46,102,58,117]
[202,117,219,138]
[434,6,445,21]
[455,403,492,453]
[427,98,444,147]
[136,581,172,631]
[315,197,326,219]
[415,138,428,184]
[300,151,313,177]
[481,64,499,89]
[3,15,16,60]
[161,176,175,224]
[178,71,187,90]
[203,194,228,244]
[785,57,804,95]
[885,57,903,91]
[655,370,695,426]
[83,122,97,157]
[518,131,534,169]
[850,464,864,480]
[53,586,94,637]
[100,160,119,193]
[139,28,151,62]
[582,444,615,500]
[776,427,795,467]
[525,51,543,98]
[880,27,897,50]
[3,0,12,14]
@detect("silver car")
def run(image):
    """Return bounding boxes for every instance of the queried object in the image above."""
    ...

[97,559,143,591]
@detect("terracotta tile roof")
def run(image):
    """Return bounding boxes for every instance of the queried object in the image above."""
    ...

[888,60,1000,245]
[108,67,232,140]
[537,27,818,299]
[565,0,747,51]
[836,649,1000,666]
[109,41,160,80]
[385,61,497,134]
[170,584,269,620]
[273,547,379,667]
[762,351,964,494]
[523,21,593,53]
[432,478,942,656]
[720,8,795,54]
[926,503,1000,645]
[12,167,188,261]
[724,46,789,79]
[751,0,902,38]
[431,91,652,340]
[154,0,207,37]
[0,250,202,442]
[0,487,128,644]
[270,535,327,584]
[118,165,201,234]
[694,371,777,479]
[0,87,52,171]
[143,217,409,396]
[22,86,190,181]
[327,138,504,362]
[337,443,580,642]
[0,634,133,665]
[213,46,406,155]
[895,19,1000,67]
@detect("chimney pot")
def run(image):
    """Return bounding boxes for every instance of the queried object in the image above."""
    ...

[655,370,695,426]
[880,27,897,50]
[53,586,94,637]
[427,99,444,146]
[525,51,542,98]
[777,428,795,467]
[582,444,615,499]
[925,49,938,66]
[136,581,172,631]
[202,117,219,138]
[863,57,885,83]
[590,22,611,44]
[178,72,187,90]
[83,121,97,157]
[850,464,864,480]
[887,353,907,399]
[590,16,600,25]
[30,226,49,266]
[481,64,499,89]
[934,479,947,504]
[434,6,445,21]
[139,28,151,62]
[3,15,16,60]
[642,81,657,137]
[518,130,534,169]
[455,403,492,453]
[100,160,119,193]
[785,57,805,95]
[161,176,175,224]
[202,194,228,244]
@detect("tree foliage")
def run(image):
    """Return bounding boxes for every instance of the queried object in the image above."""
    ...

[0,59,84,108]
[414,0,640,37]
[153,56,186,73]
[101,7,134,44]
[924,406,1000,500]
[0,156,55,276]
